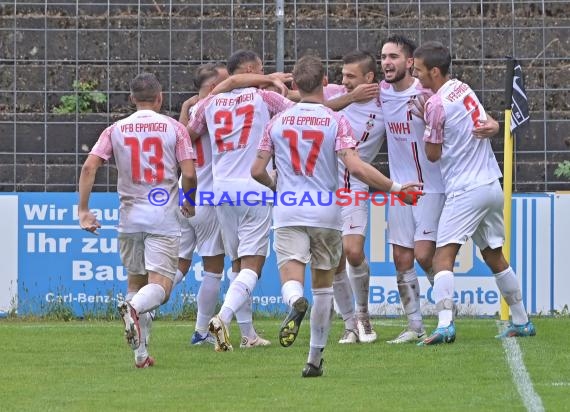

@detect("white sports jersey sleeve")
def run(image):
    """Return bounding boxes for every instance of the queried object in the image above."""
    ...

[90,110,195,235]
[264,102,356,230]
[423,79,501,195]
[381,79,444,193]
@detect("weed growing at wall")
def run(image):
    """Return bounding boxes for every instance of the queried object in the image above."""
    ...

[53,80,107,114]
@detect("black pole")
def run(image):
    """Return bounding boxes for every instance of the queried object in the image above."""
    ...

[504,58,515,110]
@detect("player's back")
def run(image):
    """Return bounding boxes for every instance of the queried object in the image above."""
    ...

[110,109,183,235]
[429,79,501,195]
[203,87,272,200]
[269,103,352,230]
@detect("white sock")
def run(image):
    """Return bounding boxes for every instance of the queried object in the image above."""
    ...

[495,267,529,325]
[173,269,185,288]
[135,312,152,363]
[308,346,324,368]
[309,287,334,357]
[195,271,222,334]
[397,268,423,331]
[130,283,166,314]
[219,268,258,325]
[433,270,454,328]
[347,260,370,313]
[281,280,304,308]
[226,271,255,338]
[333,269,357,330]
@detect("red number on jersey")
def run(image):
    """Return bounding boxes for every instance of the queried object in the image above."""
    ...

[193,137,205,168]
[124,136,165,183]
[283,129,325,177]
[213,104,255,153]
[463,95,482,128]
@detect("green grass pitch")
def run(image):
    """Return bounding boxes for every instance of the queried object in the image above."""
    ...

[1,317,568,411]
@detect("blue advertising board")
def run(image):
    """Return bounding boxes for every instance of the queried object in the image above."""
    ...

[1,191,557,317]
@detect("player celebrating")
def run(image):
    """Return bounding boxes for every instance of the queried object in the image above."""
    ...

[252,55,421,376]
[187,50,293,351]
[175,64,228,346]
[323,51,386,344]
[379,35,445,343]
[78,73,197,367]
[414,41,535,345]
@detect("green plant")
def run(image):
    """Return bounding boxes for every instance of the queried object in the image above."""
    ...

[554,160,570,179]
[53,80,107,114]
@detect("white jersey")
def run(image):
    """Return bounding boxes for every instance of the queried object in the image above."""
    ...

[91,109,195,235]
[324,84,385,192]
[258,102,356,230]
[188,87,292,202]
[423,79,501,195]
[381,79,444,193]
[188,104,214,200]
[327,88,385,193]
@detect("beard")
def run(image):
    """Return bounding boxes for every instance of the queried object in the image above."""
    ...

[384,67,408,84]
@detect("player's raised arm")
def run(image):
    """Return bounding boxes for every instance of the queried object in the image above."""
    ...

[211,73,290,96]
[325,83,379,111]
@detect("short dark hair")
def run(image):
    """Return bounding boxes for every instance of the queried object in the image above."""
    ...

[381,35,417,58]
[227,49,260,75]
[292,55,325,94]
[193,63,219,89]
[130,72,162,102]
[342,50,378,81]
[413,41,452,76]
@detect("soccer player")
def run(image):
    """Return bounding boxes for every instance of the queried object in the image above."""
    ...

[78,72,197,367]
[179,63,229,128]
[379,35,445,343]
[413,41,536,345]
[252,55,421,376]
[187,50,293,351]
[380,36,501,343]
[324,51,386,344]
[175,63,228,346]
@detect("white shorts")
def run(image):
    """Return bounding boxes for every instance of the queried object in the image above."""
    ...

[179,205,225,260]
[118,232,179,281]
[216,203,272,261]
[274,226,342,270]
[179,215,197,260]
[436,180,505,249]
[341,201,368,237]
[387,193,445,248]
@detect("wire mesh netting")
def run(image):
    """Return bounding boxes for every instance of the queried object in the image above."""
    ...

[0,1,568,192]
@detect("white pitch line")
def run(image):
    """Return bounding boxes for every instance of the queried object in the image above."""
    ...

[498,322,544,412]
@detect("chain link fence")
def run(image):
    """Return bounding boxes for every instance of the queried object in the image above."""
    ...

[0,1,568,192]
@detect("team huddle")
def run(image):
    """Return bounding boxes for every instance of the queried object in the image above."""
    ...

[78,35,536,377]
